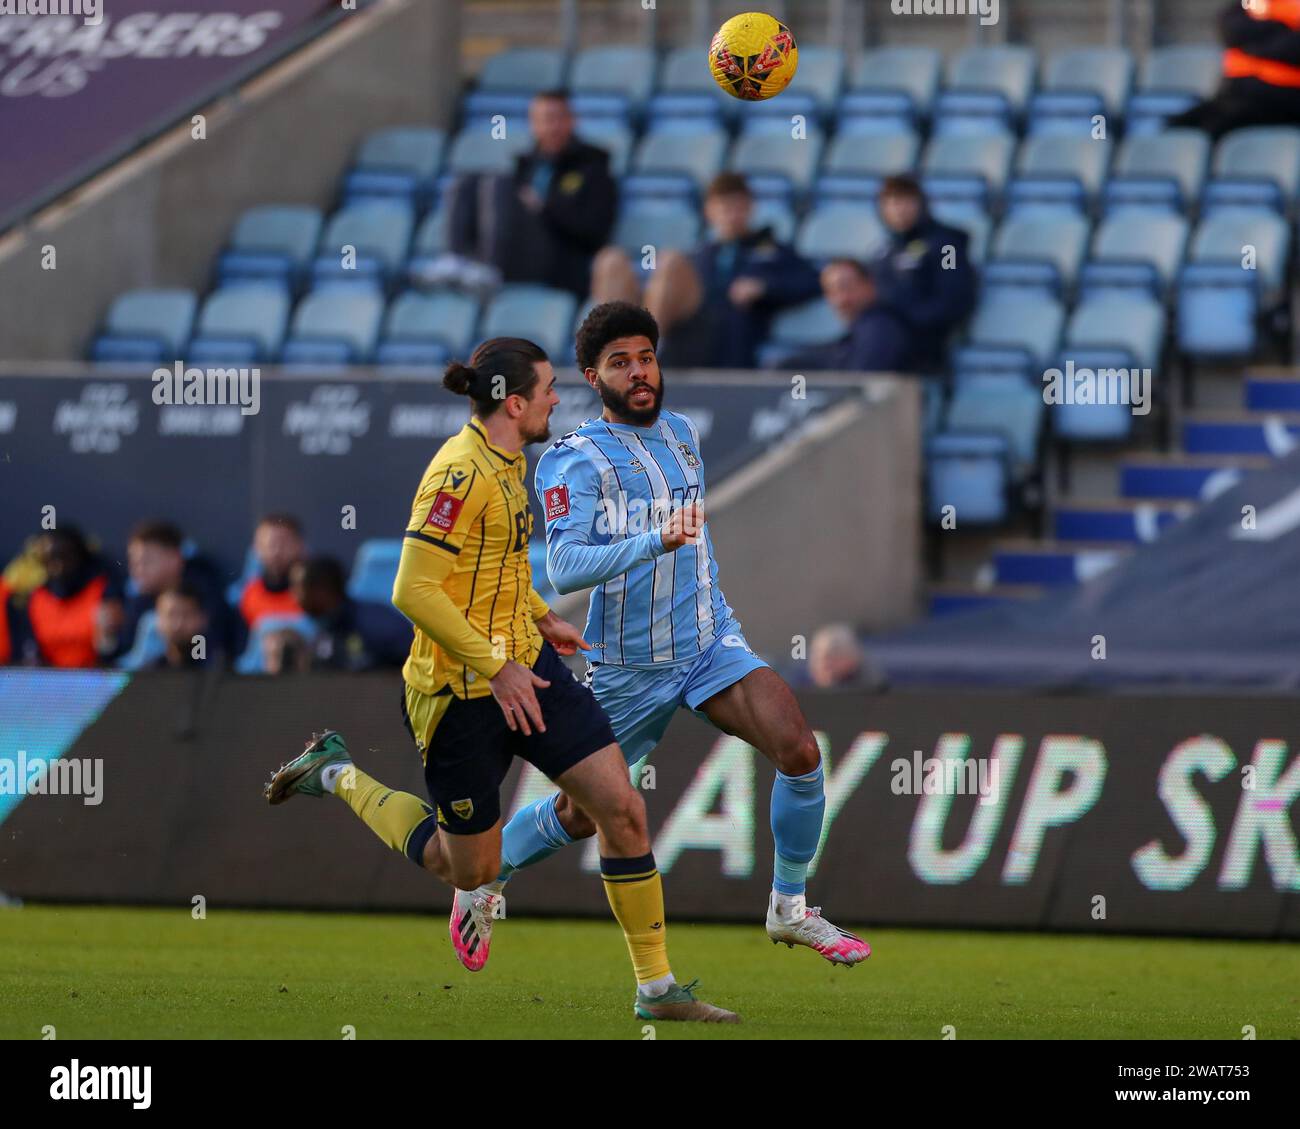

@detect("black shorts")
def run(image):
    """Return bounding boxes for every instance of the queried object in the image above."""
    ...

[400,642,616,835]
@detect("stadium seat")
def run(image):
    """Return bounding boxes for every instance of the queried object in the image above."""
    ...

[934,46,1036,136]
[1203,127,1300,216]
[115,610,166,671]
[215,206,323,291]
[945,373,1045,472]
[922,133,1015,216]
[1029,47,1133,134]
[1184,209,1290,322]
[985,213,1090,300]
[1066,294,1164,371]
[1007,135,1113,216]
[926,433,1013,526]
[1103,129,1210,214]
[569,45,656,120]
[956,292,1066,383]
[727,129,824,204]
[576,121,633,177]
[1127,46,1222,135]
[845,46,942,131]
[648,46,735,127]
[625,128,728,204]
[611,200,700,261]
[235,614,319,675]
[348,540,404,604]
[1080,212,1189,301]
[795,203,886,266]
[461,47,567,120]
[404,206,448,281]
[281,289,385,366]
[187,285,290,364]
[445,124,532,176]
[310,200,414,292]
[91,288,197,363]
[816,131,919,204]
[750,198,796,243]
[376,289,480,367]
[757,297,844,366]
[478,284,578,361]
[931,206,990,264]
[341,127,444,208]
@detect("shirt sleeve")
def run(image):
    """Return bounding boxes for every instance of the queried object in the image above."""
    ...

[535,441,668,596]
[392,461,506,680]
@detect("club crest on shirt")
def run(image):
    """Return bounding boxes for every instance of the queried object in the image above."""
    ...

[544,484,570,520]
[678,443,700,468]
[627,456,646,473]
[427,491,464,532]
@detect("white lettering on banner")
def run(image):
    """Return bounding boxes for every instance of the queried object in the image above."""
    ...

[52,382,137,453]
[282,385,369,455]
[388,404,470,439]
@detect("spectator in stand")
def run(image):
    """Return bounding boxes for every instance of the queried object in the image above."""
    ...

[443,90,617,298]
[870,175,977,374]
[150,583,222,670]
[0,578,25,665]
[591,172,822,369]
[808,624,867,689]
[1171,0,1300,138]
[238,514,305,631]
[786,259,913,373]
[97,520,235,661]
[290,556,412,671]
[28,526,120,668]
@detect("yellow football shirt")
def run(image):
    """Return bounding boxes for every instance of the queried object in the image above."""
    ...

[393,419,548,700]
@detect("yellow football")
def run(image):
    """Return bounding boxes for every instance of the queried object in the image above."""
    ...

[708,11,799,102]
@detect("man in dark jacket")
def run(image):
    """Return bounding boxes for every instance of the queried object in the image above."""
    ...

[1172,0,1300,138]
[290,557,411,672]
[787,260,913,373]
[447,91,617,299]
[870,175,977,374]
[591,172,822,368]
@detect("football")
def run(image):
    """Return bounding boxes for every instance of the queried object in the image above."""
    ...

[708,11,799,101]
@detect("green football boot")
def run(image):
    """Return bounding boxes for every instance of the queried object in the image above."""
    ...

[263,730,353,805]
[634,978,739,1023]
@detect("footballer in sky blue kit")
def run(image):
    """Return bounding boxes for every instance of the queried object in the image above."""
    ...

[454,300,870,971]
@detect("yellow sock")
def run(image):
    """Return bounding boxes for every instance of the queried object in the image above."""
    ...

[600,852,672,985]
[334,766,439,865]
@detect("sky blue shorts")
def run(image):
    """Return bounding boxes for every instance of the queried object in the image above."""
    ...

[587,619,768,768]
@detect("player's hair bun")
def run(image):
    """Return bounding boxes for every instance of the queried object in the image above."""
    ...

[442,361,479,397]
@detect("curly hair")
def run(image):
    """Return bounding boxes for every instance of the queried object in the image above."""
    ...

[574,301,660,372]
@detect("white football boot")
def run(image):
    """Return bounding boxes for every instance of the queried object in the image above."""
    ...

[766,894,871,966]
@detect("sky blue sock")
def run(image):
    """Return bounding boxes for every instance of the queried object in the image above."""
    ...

[497,791,573,882]
[771,762,825,896]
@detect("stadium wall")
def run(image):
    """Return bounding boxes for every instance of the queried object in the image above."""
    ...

[0,0,458,361]
[1,669,1296,938]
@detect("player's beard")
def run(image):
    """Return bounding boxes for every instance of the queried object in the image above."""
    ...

[596,373,665,426]
[521,415,552,446]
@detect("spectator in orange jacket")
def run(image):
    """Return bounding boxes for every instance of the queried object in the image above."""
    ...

[238,514,305,630]
[1173,0,1300,137]
[28,527,120,668]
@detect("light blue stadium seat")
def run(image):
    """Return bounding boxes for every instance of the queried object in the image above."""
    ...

[1203,127,1300,216]
[576,122,633,177]
[116,610,166,671]
[930,206,990,264]
[570,46,656,118]
[1081,212,1189,301]
[348,540,404,604]
[341,127,445,206]
[1066,293,1164,370]
[795,203,886,265]
[461,47,567,120]
[1007,135,1113,216]
[922,132,1015,215]
[445,125,532,175]
[846,46,941,130]
[281,289,385,366]
[1029,47,1133,134]
[1190,210,1290,300]
[611,200,700,260]
[1127,46,1222,135]
[479,284,578,361]
[727,129,823,205]
[1103,129,1210,214]
[957,292,1065,383]
[750,198,796,243]
[236,614,319,675]
[405,206,448,279]
[91,288,196,363]
[935,46,1036,135]
[625,128,728,204]
[946,373,1045,472]
[311,200,414,291]
[376,289,479,367]
[743,45,842,125]
[757,296,844,366]
[985,213,1090,299]
[816,131,919,204]
[216,206,323,290]
[188,285,290,364]
[648,46,735,127]
[926,433,1013,525]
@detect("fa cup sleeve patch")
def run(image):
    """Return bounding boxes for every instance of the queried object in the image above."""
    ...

[426,491,465,532]
[544,485,570,521]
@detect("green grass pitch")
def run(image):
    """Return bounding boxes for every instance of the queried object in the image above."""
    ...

[1,905,1295,1040]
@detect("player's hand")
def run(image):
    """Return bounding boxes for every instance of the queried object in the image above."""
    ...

[490,660,551,735]
[728,276,766,307]
[535,610,592,656]
[660,502,706,551]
